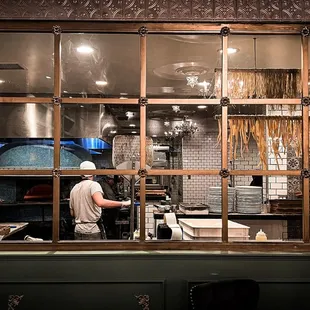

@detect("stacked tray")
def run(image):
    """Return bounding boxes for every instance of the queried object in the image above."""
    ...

[207,187,235,213]
[236,186,262,214]
[179,203,209,215]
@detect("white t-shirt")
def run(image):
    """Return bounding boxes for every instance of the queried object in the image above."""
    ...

[70,180,103,234]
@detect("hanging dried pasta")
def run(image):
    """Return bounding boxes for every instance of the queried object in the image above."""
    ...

[217,116,303,170]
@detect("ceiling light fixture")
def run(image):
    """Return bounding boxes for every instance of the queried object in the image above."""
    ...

[46,76,51,79]
[172,105,180,113]
[173,115,198,138]
[175,64,207,89]
[131,131,137,134]
[126,111,134,119]
[186,76,199,88]
[164,120,170,127]
[77,45,94,54]
[0,80,5,84]
[110,130,117,134]
[198,81,211,88]
[96,81,107,86]
[129,124,135,127]
[198,105,207,109]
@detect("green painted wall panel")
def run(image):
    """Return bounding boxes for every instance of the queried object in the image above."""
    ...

[0,252,310,310]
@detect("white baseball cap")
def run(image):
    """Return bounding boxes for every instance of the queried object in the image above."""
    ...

[80,161,96,177]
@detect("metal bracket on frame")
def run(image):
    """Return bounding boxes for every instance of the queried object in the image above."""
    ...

[52,168,61,178]
[220,26,230,37]
[219,169,230,178]
[52,96,62,106]
[138,169,148,178]
[139,97,148,106]
[301,96,310,106]
[301,26,310,37]
[53,25,62,35]
[301,169,310,179]
[138,26,148,37]
[220,97,230,106]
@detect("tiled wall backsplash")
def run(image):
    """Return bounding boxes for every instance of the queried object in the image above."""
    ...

[182,130,261,203]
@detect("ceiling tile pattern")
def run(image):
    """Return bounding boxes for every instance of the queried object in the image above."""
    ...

[0,0,308,21]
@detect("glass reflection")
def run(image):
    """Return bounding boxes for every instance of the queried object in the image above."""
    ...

[229,175,302,242]
[147,34,221,98]
[0,103,54,169]
[0,176,52,242]
[147,104,221,170]
[147,175,221,241]
[226,104,300,171]
[227,35,301,99]
[60,103,140,169]
[0,33,54,96]
[60,172,137,241]
[61,34,140,97]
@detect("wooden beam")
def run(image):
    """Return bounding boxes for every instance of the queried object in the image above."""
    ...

[52,29,61,244]
[148,170,220,175]
[301,35,310,243]
[0,170,53,175]
[0,21,303,34]
[221,33,229,243]
[230,170,301,176]
[61,98,138,104]
[148,99,220,105]
[0,97,52,103]
[61,169,138,176]
[230,99,300,105]
[1,240,310,252]
[139,33,147,242]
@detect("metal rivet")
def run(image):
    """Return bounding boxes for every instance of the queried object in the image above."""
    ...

[219,169,230,178]
[220,26,230,36]
[301,96,310,106]
[220,97,230,106]
[53,25,62,35]
[139,97,148,106]
[138,26,148,37]
[301,26,310,37]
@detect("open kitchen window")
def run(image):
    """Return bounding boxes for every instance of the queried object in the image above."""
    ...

[0,24,308,251]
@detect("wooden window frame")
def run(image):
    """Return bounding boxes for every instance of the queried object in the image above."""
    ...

[0,22,309,252]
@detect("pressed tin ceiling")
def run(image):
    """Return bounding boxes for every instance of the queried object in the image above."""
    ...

[0,0,309,22]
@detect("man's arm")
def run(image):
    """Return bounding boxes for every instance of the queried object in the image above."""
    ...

[92,192,130,208]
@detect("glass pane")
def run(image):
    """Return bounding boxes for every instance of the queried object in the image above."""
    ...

[229,174,302,242]
[60,173,137,241]
[146,174,221,241]
[61,34,139,98]
[60,103,140,169]
[227,103,301,171]
[0,176,52,242]
[147,104,221,170]
[0,103,54,169]
[147,34,221,98]
[227,35,301,99]
[0,33,54,96]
